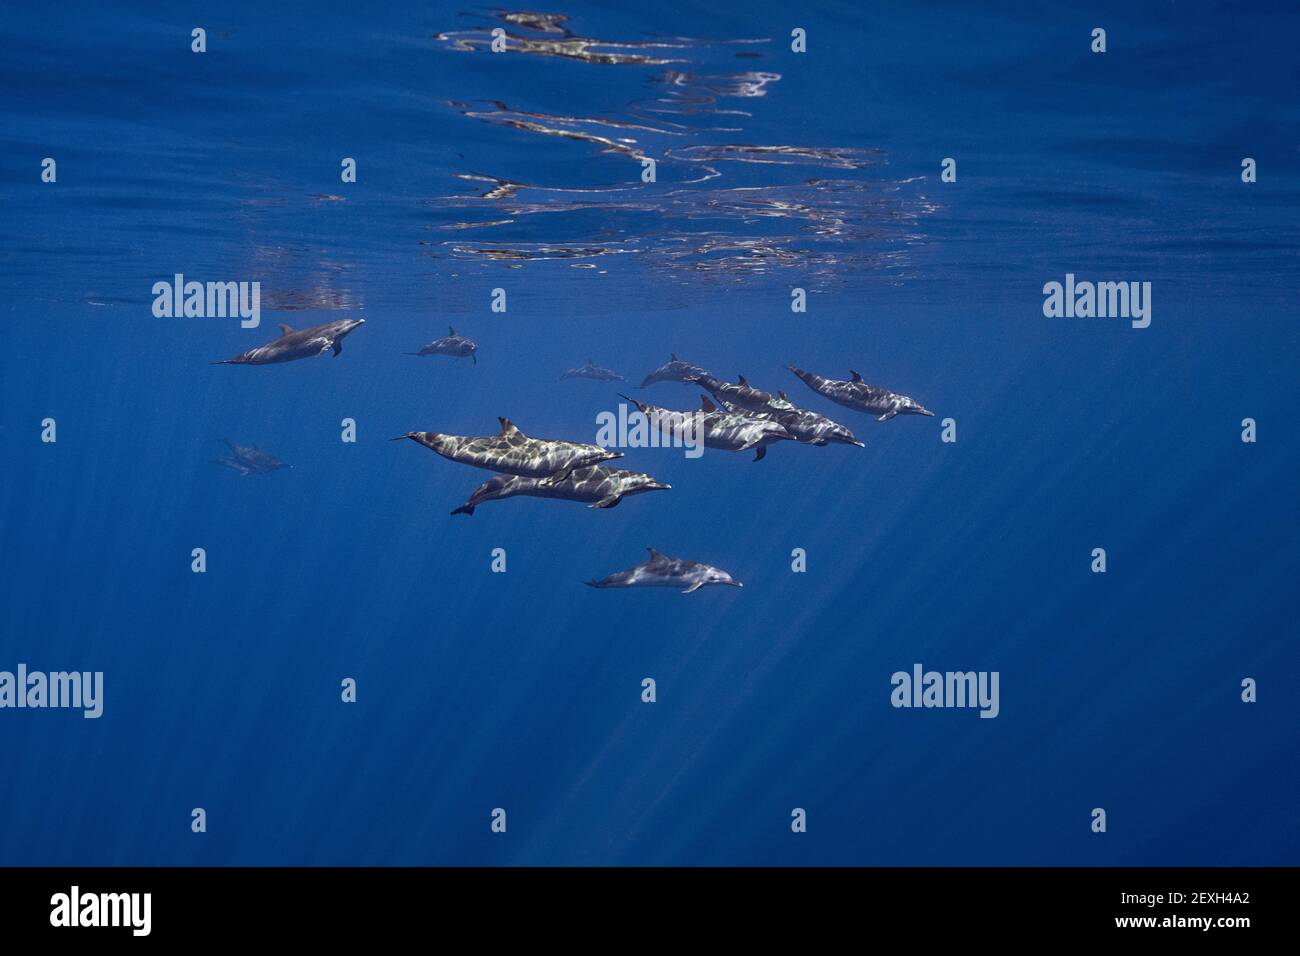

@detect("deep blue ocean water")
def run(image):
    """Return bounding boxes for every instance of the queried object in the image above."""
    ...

[1,2,1297,865]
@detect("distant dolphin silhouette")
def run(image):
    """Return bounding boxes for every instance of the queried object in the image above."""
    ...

[211,439,290,476]
[561,359,623,382]
[408,326,477,363]
[587,548,743,594]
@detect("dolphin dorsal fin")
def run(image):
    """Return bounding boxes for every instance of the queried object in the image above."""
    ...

[646,547,665,561]
[850,370,863,383]
[778,390,789,400]
[738,374,748,386]
[670,353,677,360]
[448,326,458,337]
[278,323,294,336]
[498,417,522,438]
[699,395,716,413]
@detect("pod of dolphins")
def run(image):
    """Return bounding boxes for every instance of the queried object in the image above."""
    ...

[212,326,934,594]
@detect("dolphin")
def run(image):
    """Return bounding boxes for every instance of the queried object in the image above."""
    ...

[788,366,934,421]
[586,548,743,594]
[451,465,669,515]
[687,372,782,413]
[394,417,622,483]
[639,353,710,388]
[718,391,864,447]
[561,358,624,382]
[212,319,365,365]
[620,393,794,461]
[408,326,478,364]
[211,439,290,476]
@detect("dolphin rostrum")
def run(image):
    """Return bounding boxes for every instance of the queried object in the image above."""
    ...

[211,439,290,476]
[213,318,365,365]
[394,417,622,483]
[586,548,743,594]
[451,465,669,515]
[561,359,624,382]
[620,393,794,461]
[718,391,863,447]
[408,326,478,364]
[639,353,711,388]
[788,366,934,421]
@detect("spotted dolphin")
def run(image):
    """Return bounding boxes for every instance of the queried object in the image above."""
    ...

[408,326,478,363]
[211,439,290,476]
[561,359,624,382]
[212,318,365,365]
[718,392,863,447]
[620,393,794,461]
[586,548,743,594]
[451,464,669,515]
[639,353,710,388]
[788,366,933,421]
[687,373,782,413]
[394,417,622,483]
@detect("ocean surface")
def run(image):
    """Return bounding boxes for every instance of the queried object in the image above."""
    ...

[1,1,1297,865]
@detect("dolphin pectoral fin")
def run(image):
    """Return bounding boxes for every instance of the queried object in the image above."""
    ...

[332,340,343,357]
[541,465,574,486]
[877,411,897,422]
[682,582,704,594]
[753,446,767,462]
[591,495,623,509]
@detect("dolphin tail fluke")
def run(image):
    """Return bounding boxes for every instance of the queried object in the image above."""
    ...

[450,503,476,517]
[585,579,603,589]
[389,433,414,442]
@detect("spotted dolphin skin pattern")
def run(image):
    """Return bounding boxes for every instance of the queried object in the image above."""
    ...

[408,326,478,363]
[451,464,669,515]
[787,365,934,421]
[395,417,622,482]
[586,548,743,594]
[638,353,710,388]
[561,359,624,382]
[620,393,795,461]
[718,392,864,447]
[211,439,290,476]
[212,318,365,365]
